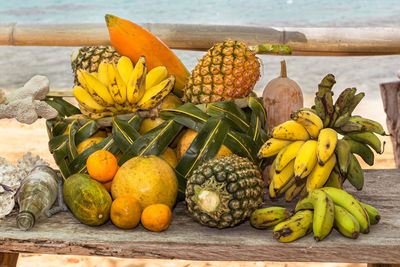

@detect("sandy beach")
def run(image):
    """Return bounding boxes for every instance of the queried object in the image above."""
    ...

[0,46,398,267]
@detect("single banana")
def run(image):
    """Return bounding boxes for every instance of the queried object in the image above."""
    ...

[317,74,336,97]
[340,121,366,133]
[294,140,318,179]
[272,120,310,141]
[347,154,364,190]
[146,66,168,90]
[323,91,334,128]
[78,104,114,119]
[73,86,107,113]
[335,139,351,175]
[268,158,277,185]
[345,132,382,154]
[250,207,293,229]
[97,61,109,87]
[348,116,386,135]
[77,70,115,106]
[107,63,127,105]
[333,113,351,128]
[347,92,365,115]
[285,180,306,202]
[117,56,134,85]
[127,56,147,105]
[275,141,305,173]
[137,75,175,110]
[324,169,342,189]
[317,128,338,165]
[269,179,277,199]
[290,110,323,139]
[295,189,335,241]
[334,205,360,239]
[306,154,336,191]
[344,138,374,166]
[298,107,317,115]
[320,187,369,233]
[360,202,381,225]
[314,96,326,121]
[90,72,98,79]
[272,159,295,191]
[257,138,292,158]
[273,210,313,243]
[334,87,356,116]
[276,176,296,197]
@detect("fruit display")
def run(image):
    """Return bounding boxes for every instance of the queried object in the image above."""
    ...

[71,46,121,86]
[183,39,260,104]
[262,60,303,131]
[258,74,386,200]
[73,55,175,119]
[185,155,264,228]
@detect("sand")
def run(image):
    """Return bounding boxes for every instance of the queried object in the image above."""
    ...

[0,45,398,266]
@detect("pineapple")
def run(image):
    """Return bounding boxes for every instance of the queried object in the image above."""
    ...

[70,46,121,85]
[183,39,261,104]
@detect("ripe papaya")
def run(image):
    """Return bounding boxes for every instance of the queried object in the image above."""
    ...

[105,14,190,97]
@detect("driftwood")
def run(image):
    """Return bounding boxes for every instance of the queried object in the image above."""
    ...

[380,81,400,167]
[0,169,399,266]
[0,23,400,56]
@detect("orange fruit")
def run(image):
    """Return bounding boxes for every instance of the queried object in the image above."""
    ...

[110,196,142,229]
[141,203,172,232]
[87,150,118,183]
[102,180,113,192]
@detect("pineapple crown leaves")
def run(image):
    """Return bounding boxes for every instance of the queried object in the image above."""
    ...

[46,96,268,198]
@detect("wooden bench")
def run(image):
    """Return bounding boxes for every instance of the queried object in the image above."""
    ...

[0,169,399,267]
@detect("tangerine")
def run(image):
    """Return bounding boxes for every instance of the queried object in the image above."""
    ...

[87,150,118,183]
[110,196,142,229]
[141,203,172,232]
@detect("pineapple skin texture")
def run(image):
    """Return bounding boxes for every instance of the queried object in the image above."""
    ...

[71,46,121,86]
[183,40,260,104]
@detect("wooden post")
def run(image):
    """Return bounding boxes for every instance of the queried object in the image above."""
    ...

[0,252,19,267]
[367,264,400,267]
[380,81,400,167]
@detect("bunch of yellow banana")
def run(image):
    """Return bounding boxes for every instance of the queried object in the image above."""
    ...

[252,188,380,243]
[258,109,341,200]
[72,55,175,119]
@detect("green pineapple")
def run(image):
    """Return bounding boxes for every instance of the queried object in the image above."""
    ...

[185,155,264,228]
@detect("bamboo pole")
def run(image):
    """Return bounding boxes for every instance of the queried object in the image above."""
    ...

[0,23,400,56]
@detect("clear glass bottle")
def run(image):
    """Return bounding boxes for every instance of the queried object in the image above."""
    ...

[16,165,59,230]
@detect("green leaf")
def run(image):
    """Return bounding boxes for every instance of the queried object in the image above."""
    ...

[74,120,99,145]
[224,130,259,164]
[67,120,79,162]
[126,114,142,131]
[205,101,250,132]
[247,96,268,133]
[160,103,210,132]
[119,120,183,165]
[44,100,68,117]
[112,117,141,153]
[52,121,69,137]
[49,135,68,153]
[52,97,81,116]
[175,118,230,196]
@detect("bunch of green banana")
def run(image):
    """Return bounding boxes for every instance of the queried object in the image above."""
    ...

[73,55,175,119]
[271,187,380,242]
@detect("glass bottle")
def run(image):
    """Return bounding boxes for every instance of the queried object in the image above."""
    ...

[16,165,59,230]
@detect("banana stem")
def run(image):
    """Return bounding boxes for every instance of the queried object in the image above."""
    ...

[249,44,292,55]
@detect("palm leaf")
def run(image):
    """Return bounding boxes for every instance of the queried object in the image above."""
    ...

[112,117,141,153]
[52,97,81,116]
[52,121,69,137]
[247,96,268,132]
[67,120,79,162]
[119,120,183,165]
[74,120,99,145]
[204,101,250,132]
[224,129,259,164]
[175,118,230,197]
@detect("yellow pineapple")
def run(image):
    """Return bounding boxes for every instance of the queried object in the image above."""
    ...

[183,39,261,104]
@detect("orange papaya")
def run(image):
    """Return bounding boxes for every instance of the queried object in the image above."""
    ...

[105,14,190,97]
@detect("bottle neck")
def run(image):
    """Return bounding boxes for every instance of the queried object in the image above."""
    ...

[16,211,35,231]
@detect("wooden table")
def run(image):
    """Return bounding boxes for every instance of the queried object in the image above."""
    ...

[0,169,399,267]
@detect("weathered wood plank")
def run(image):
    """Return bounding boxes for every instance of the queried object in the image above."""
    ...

[380,81,400,168]
[0,169,398,263]
[1,23,400,55]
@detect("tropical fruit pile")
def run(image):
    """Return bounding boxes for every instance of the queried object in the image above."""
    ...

[251,187,380,242]
[258,74,386,201]
[40,14,384,241]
